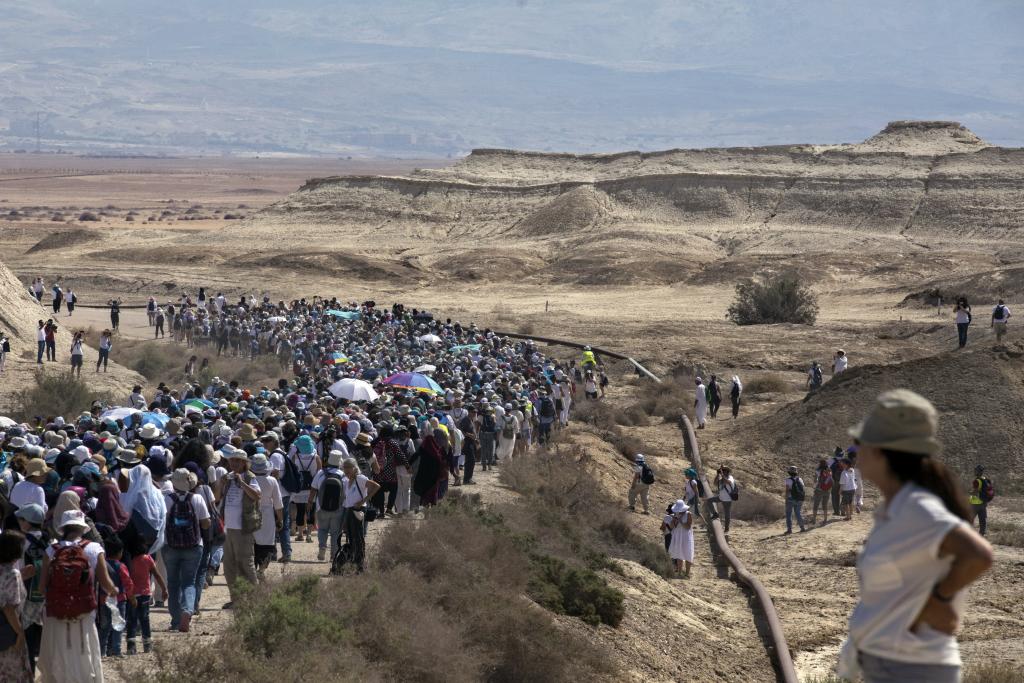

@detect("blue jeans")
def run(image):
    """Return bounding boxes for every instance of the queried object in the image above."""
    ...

[163,545,203,628]
[36,340,44,363]
[98,600,126,655]
[279,496,292,558]
[194,544,213,612]
[956,322,969,348]
[785,499,805,532]
[317,508,344,559]
[126,595,151,642]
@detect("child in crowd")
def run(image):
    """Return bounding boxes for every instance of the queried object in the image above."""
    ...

[98,537,134,657]
[126,543,166,655]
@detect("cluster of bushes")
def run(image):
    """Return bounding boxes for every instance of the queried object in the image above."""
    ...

[145,441,669,681]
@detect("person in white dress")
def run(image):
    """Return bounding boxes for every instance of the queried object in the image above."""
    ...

[694,378,708,429]
[668,499,694,577]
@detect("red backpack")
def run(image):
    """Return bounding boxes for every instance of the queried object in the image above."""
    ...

[46,540,97,619]
[818,469,834,491]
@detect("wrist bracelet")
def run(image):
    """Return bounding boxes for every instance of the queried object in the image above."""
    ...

[931,585,954,603]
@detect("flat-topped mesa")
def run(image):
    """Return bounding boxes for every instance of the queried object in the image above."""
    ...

[852,120,990,155]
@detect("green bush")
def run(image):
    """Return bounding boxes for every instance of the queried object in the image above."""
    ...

[529,555,624,627]
[727,272,819,325]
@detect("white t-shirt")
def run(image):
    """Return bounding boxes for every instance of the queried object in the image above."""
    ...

[288,450,319,504]
[840,469,857,492]
[11,481,47,514]
[253,475,283,545]
[841,485,966,672]
[955,309,971,324]
[268,450,286,480]
[718,475,737,502]
[834,355,848,373]
[341,474,370,509]
[163,491,211,547]
[992,305,1011,321]
[222,474,262,531]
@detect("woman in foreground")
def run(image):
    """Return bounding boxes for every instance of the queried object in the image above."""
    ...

[838,389,993,683]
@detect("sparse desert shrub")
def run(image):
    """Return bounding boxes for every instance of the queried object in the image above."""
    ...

[963,661,1024,683]
[730,487,785,522]
[743,374,793,395]
[126,344,180,381]
[78,211,99,221]
[727,272,818,326]
[987,520,1024,548]
[632,376,695,421]
[13,372,115,423]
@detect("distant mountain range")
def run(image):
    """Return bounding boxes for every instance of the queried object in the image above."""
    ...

[2,1,1022,156]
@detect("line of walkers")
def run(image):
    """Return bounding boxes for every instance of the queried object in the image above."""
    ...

[0,293,593,682]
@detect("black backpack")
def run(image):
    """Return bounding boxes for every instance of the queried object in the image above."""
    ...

[812,366,823,385]
[790,477,805,501]
[993,305,1007,321]
[318,471,344,512]
[640,463,655,485]
[1,339,9,353]
[539,398,556,419]
[280,451,303,494]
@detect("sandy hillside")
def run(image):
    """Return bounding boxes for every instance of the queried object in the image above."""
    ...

[0,260,142,412]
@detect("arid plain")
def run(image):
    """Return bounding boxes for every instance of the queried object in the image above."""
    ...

[1,121,1023,681]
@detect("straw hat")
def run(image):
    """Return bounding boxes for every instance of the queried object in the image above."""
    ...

[139,423,163,440]
[172,468,198,493]
[24,459,50,478]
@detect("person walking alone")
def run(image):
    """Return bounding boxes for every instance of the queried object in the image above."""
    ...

[968,465,993,537]
[837,390,993,683]
[694,377,708,429]
[784,465,807,534]
[627,454,652,515]
[96,330,112,373]
[65,288,76,317]
[991,299,1010,345]
[729,375,742,419]
[954,297,971,349]
[708,375,722,418]
[69,330,84,378]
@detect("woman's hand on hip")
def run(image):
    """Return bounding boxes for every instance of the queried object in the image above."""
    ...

[912,597,958,635]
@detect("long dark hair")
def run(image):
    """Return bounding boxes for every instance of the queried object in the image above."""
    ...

[881,450,971,521]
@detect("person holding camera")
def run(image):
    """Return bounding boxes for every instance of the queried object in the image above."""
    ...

[214,450,261,609]
[954,297,971,349]
[714,465,738,532]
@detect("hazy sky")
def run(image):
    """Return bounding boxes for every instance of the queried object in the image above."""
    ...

[2,1,1022,154]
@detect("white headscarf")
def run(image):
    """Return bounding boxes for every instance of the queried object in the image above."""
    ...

[731,376,743,393]
[120,465,167,554]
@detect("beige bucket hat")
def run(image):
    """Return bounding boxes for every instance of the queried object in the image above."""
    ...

[848,389,940,456]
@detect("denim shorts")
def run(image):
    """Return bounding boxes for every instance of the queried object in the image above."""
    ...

[858,652,960,683]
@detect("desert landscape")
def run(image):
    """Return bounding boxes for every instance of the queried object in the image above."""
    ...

[0,118,1022,681]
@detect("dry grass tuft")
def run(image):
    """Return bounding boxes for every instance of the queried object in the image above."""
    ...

[987,519,1024,548]
[743,374,795,395]
[12,371,116,423]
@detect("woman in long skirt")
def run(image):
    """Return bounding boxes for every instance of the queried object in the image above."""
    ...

[668,500,694,577]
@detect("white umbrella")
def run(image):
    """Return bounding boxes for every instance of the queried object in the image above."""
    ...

[100,407,141,423]
[418,334,442,343]
[414,364,436,373]
[267,316,286,323]
[328,378,380,402]
[0,416,17,429]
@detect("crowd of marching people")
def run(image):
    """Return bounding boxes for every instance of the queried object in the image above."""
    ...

[0,292,604,682]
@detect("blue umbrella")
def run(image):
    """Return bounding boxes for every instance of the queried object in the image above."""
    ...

[139,412,170,428]
[326,310,361,321]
